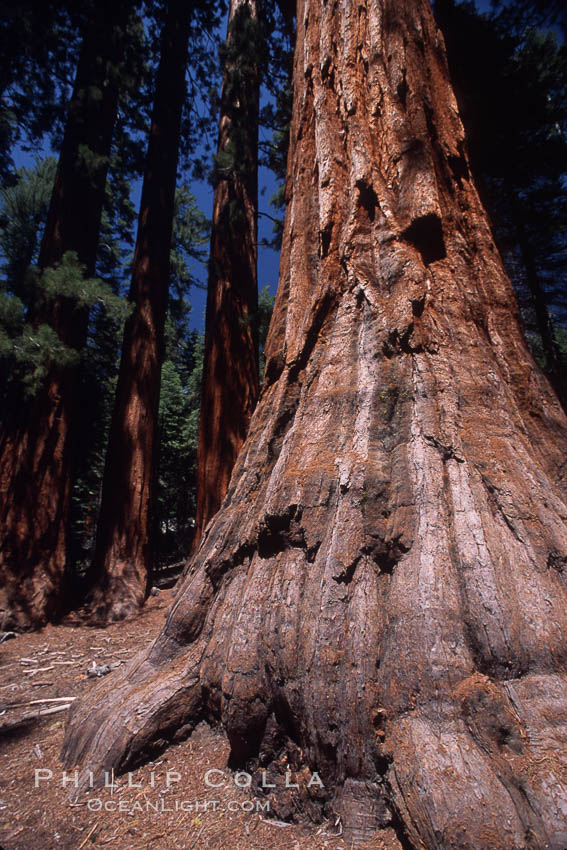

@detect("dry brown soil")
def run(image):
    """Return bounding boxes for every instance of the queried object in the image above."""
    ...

[0,589,402,850]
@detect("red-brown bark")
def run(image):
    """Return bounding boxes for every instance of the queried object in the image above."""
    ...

[62,1,567,847]
[0,1,129,630]
[192,0,260,551]
[85,0,192,623]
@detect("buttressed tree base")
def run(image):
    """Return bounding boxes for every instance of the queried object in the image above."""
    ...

[62,0,567,847]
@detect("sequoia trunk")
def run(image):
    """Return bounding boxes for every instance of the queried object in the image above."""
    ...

[192,0,260,551]
[0,1,128,629]
[62,1,567,848]
[86,0,191,623]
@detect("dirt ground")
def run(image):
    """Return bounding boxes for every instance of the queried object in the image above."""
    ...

[0,589,402,850]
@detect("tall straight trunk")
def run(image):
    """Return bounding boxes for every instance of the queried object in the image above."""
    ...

[86,0,191,623]
[63,2,567,848]
[192,0,260,551]
[0,1,128,630]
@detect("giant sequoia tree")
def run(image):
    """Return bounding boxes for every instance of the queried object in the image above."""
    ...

[62,1,567,847]
[86,0,192,623]
[192,0,261,550]
[0,0,132,629]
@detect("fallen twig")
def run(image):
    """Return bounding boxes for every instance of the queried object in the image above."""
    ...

[0,631,16,643]
[5,697,76,709]
[0,702,72,734]
[31,703,72,716]
[259,818,293,827]
[77,822,98,850]
[24,666,54,676]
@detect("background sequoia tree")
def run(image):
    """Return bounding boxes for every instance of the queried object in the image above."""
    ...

[62,0,567,847]
[85,0,192,624]
[0,0,132,629]
[192,0,262,551]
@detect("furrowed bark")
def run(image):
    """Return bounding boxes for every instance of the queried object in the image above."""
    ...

[0,1,129,630]
[192,0,260,552]
[86,0,192,623]
[62,1,567,847]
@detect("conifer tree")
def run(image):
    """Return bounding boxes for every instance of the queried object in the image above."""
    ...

[0,0,134,629]
[193,0,263,550]
[86,0,193,622]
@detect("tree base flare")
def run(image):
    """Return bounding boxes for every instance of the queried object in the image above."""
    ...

[61,0,567,846]
[82,558,148,626]
[62,323,567,848]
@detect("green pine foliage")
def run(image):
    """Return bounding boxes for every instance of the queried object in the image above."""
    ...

[157,337,203,561]
[0,1,82,181]
[155,186,209,561]
[39,252,130,316]
[0,157,133,405]
[0,157,57,298]
[169,184,209,302]
[0,306,79,398]
[0,250,130,399]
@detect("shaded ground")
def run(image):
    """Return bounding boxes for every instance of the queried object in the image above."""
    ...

[0,589,402,850]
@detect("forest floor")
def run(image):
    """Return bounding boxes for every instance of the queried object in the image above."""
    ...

[0,589,402,850]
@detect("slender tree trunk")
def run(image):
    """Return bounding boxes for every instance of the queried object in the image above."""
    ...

[192,0,260,551]
[86,0,191,623]
[0,1,128,630]
[63,2,567,848]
